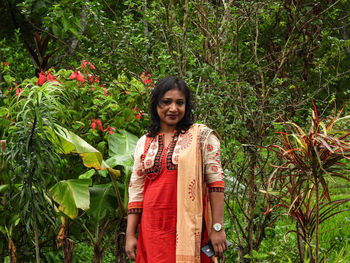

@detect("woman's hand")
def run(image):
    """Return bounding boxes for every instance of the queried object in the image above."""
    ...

[208,230,227,259]
[125,234,138,261]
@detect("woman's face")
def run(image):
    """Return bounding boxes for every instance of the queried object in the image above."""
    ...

[157,88,186,131]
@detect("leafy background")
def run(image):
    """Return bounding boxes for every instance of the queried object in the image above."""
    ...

[1,0,350,262]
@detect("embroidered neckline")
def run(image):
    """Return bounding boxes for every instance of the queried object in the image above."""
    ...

[143,133,178,180]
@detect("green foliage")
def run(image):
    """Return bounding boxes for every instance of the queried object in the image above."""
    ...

[88,183,118,223]
[0,29,33,80]
[1,0,350,261]
[266,105,350,261]
[50,179,91,219]
[0,78,68,262]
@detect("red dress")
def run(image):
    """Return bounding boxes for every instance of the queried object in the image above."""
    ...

[135,139,212,263]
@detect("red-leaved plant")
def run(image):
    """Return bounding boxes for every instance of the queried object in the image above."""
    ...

[265,103,350,263]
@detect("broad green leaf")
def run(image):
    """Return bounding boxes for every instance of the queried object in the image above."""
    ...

[108,129,138,157]
[51,126,119,177]
[50,179,91,219]
[105,154,133,175]
[79,169,96,179]
[87,183,118,223]
[96,169,107,177]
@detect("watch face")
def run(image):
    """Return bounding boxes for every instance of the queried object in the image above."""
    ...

[213,223,222,231]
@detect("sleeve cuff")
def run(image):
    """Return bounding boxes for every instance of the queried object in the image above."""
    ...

[128,202,143,214]
[208,181,225,193]
[209,187,225,193]
[128,208,143,214]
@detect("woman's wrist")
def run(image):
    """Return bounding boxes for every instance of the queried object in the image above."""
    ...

[126,232,137,238]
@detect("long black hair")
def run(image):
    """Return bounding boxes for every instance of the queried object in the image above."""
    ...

[147,76,194,137]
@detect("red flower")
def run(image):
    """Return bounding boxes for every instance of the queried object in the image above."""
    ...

[91,119,96,130]
[81,60,95,70]
[70,71,85,82]
[16,87,22,97]
[76,72,84,82]
[95,119,103,132]
[105,126,116,134]
[4,62,8,67]
[144,75,152,85]
[140,72,152,85]
[104,87,108,96]
[47,72,55,81]
[135,114,141,120]
[95,77,99,83]
[125,90,130,95]
[88,74,94,82]
[81,60,88,68]
[70,72,77,80]
[37,71,46,85]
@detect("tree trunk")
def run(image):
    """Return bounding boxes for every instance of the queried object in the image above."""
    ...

[241,146,258,262]
[63,238,74,263]
[296,223,305,263]
[33,214,41,263]
[115,217,128,263]
[93,245,103,263]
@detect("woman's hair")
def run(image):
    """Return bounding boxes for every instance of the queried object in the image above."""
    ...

[147,76,194,137]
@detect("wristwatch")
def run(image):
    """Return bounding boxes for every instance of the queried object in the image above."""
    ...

[212,223,223,232]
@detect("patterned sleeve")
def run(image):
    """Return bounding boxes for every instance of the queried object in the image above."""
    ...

[203,133,225,193]
[128,136,146,214]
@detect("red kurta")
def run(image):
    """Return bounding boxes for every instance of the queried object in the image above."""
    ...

[136,146,177,262]
[135,141,212,263]
[128,128,225,262]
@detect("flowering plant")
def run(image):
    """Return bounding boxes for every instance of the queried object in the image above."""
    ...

[1,60,152,159]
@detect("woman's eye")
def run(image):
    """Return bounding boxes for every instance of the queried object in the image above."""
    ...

[161,100,171,105]
[177,101,184,106]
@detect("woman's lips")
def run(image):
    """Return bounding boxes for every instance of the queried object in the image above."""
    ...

[167,115,178,119]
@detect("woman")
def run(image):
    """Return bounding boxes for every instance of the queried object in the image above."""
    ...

[125,76,227,262]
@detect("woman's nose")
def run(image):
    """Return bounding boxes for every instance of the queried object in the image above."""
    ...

[169,103,177,111]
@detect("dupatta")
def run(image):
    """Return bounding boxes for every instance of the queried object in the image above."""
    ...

[175,123,218,263]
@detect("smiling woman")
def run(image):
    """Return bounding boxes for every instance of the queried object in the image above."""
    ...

[125,76,227,263]
[157,89,186,133]
[148,76,193,138]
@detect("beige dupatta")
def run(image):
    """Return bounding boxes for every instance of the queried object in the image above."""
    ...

[176,123,218,263]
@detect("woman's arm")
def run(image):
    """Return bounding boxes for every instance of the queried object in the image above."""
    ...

[125,136,146,261]
[209,191,227,258]
[203,132,227,258]
[125,213,141,261]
